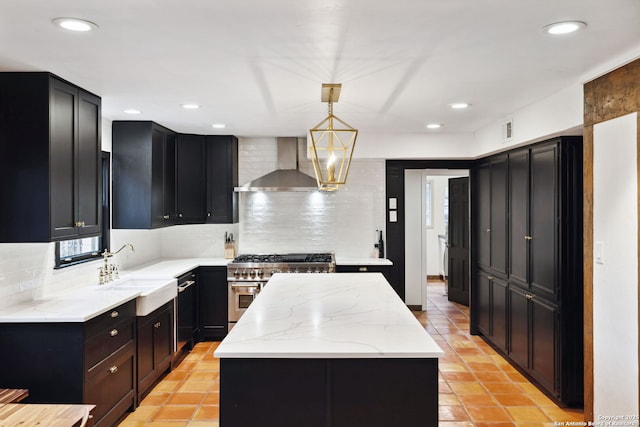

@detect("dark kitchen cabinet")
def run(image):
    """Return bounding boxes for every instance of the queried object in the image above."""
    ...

[0,72,101,242]
[113,121,177,228]
[508,285,559,397]
[476,271,507,353]
[198,266,228,340]
[206,135,239,224]
[474,154,508,276]
[176,134,207,223]
[471,136,583,407]
[0,300,136,427]
[509,144,559,301]
[335,264,400,297]
[137,301,174,401]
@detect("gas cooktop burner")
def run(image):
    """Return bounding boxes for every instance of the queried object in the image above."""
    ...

[232,253,334,264]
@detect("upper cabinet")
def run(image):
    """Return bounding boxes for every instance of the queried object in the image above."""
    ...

[0,72,101,242]
[176,134,206,224]
[113,121,177,229]
[113,122,238,229]
[206,135,239,224]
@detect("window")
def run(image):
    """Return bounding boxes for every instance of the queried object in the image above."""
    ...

[443,183,449,232]
[425,178,434,229]
[55,152,110,268]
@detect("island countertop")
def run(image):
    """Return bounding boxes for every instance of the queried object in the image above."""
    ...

[214,272,443,359]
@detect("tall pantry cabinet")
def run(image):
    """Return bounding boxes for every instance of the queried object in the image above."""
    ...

[471,136,583,407]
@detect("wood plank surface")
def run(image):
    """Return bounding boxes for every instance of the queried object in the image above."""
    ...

[0,389,28,404]
[0,403,94,427]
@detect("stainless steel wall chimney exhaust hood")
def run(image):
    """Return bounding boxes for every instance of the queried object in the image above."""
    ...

[234,137,319,192]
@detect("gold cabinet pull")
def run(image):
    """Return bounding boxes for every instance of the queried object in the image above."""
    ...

[110,329,119,337]
[154,322,161,329]
[163,215,170,220]
[487,276,494,280]
[486,228,491,233]
[358,266,368,272]
[524,235,533,240]
[525,294,534,300]
[110,310,119,318]
[109,366,118,374]
[207,212,211,217]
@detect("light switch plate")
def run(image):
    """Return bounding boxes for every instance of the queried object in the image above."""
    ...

[595,241,604,264]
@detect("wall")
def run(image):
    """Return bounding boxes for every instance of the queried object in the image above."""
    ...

[237,137,385,257]
[592,113,639,418]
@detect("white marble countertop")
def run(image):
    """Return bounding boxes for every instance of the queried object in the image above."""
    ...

[0,257,230,323]
[214,272,442,359]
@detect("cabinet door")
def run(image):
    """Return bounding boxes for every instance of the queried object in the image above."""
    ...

[151,128,165,228]
[530,145,557,300]
[206,136,239,223]
[154,306,174,370]
[50,79,78,240]
[176,134,206,223]
[476,273,491,336]
[137,315,155,390]
[76,90,101,236]
[475,163,491,269]
[491,277,507,352]
[508,286,529,370]
[530,296,558,396]
[490,156,508,274]
[508,149,529,285]
[164,131,177,222]
[198,267,228,340]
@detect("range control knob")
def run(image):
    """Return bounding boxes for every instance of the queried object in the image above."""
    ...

[233,270,240,278]
[249,270,256,278]
[257,270,264,278]
[241,270,248,278]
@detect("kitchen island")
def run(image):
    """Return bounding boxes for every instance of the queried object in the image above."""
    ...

[214,272,443,427]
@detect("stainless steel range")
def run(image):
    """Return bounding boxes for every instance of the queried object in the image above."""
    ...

[227,253,335,329]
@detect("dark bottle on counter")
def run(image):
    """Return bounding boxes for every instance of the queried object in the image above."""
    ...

[376,229,385,258]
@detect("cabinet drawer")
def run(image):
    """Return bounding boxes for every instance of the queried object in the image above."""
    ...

[85,317,135,370]
[85,341,135,425]
[86,300,136,337]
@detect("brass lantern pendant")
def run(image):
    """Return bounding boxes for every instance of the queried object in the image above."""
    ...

[309,83,358,191]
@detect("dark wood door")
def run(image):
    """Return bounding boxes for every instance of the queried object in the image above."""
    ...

[163,131,177,222]
[448,177,470,306]
[530,144,557,300]
[508,286,529,369]
[509,149,529,285]
[530,296,558,396]
[198,267,228,340]
[206,135,238,223]
[176,134,206,223]
[475,163,491,269]
[476,272,491,336]
[151,128,165,228]
[50,79,77,240]
[76,90,101,236]
[490,156,508,274]
[154,305,173,370]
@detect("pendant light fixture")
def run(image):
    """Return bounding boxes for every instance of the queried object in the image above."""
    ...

[309,83,358,191]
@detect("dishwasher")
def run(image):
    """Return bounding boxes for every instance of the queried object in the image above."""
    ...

[175,271,198,359]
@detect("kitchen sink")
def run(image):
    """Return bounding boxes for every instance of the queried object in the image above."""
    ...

[101,277,178,316]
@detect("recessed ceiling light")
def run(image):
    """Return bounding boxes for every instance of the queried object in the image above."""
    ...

[449,103,470,110]
[124,109,142,115]
[426,123,443,129]
[211,123,227,129]
[52,17,98,32]
[543,21,586,35]
[181,104,200,109]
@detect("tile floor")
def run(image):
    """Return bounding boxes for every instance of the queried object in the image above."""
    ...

[118,281,584,426]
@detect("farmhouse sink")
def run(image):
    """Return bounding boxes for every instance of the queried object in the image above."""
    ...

[101,277,178,316]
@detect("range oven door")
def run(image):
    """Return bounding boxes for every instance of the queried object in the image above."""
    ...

[228,282,263,330]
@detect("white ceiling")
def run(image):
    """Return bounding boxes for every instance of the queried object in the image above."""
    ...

[1,0,639,137]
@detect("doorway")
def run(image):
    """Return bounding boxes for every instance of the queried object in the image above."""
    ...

[404,169,470,311]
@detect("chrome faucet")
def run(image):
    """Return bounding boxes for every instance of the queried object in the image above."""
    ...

[99,244,135,284]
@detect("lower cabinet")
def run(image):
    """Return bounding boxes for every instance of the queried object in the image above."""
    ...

[137,301,174,402]
[198,266,228,340]
[476,271,507,353]
[335,265,400,296]
[0,300,137,427]
[508,286,559,398]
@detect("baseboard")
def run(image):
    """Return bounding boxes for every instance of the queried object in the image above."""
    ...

[407,305,422,311]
